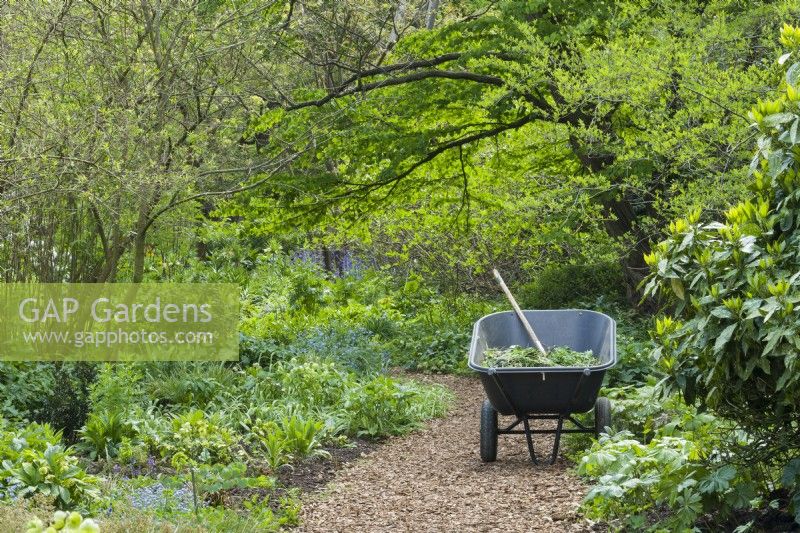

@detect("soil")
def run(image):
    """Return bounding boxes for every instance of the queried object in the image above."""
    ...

[297,373,596,532]
[277,439,378,493]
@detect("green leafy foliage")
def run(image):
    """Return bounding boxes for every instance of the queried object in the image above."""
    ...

[87,365,144,416]
[579,430,754,531]
[518,263,625,310]
[9,1,799,529]
[76,412,133,462]
[482,345,596,368]
[600,306,658,388]
[145,363,239,409]
[782,459,800,524]
[1,420,99,510]
[644,24,800,513]
[2,445,100,510]
[279,416,328,459]
[163,410,236,468]
[249,416,329,468]
[194,462,275,502]
[343,376,449,438]
[194,488,301,532]
[250,424,291,471]
[0,363,94,438]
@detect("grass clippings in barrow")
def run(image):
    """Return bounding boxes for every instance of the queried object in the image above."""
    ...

[482,345,596,368]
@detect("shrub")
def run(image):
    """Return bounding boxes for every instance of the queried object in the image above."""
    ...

[644,25,800,506]
[239,334,284,367]
[390,326,471,373]
[0,363,57,422]
[0,363,94,439]
[41,364,95,441]
[144,363,241,409]
[275,359,350,408]
[162,410,236,467]
[343,376,449,438]
[388,293,491,373]
[87,364,144,416]
[517,262,625,309]
[0,420,62,465]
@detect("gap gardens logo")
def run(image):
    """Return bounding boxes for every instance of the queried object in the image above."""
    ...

[0,284,238,361]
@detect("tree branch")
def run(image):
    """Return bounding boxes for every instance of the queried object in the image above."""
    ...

[281,51,518,111]
[334,110,543,199]
[287,69,506,111]
[142,151,304,232]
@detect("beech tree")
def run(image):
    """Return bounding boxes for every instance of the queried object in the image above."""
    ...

[241,0,790,297]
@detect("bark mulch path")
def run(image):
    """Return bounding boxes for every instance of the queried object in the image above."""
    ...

[298,373,596,532]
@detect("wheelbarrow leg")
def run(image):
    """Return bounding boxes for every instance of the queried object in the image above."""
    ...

[549,416,564,465]
[521,417,538,464]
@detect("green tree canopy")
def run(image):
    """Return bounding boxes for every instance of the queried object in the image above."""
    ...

[239,0,791,294]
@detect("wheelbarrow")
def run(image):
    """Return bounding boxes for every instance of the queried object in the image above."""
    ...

[468,309,617,464]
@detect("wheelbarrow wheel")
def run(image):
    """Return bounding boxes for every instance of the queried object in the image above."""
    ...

[480,399,498,462]
[595,396,612,435]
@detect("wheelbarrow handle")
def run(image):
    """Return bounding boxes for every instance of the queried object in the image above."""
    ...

[492,268,547,355]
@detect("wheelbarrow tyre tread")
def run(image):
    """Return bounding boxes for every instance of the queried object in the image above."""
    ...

[480,399,498,462]
[595,396,611,435]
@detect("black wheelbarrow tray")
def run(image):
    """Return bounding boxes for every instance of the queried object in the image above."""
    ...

[468,309,617,465]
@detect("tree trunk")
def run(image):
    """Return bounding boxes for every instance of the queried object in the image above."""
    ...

[425,0,439,29]
[567,134,652,305]
[131,187,157,283]
[600,196,652,305]
[196,199,214,262]
[132,230,146,283]
[389,0,407,45]
[322,246,333,273]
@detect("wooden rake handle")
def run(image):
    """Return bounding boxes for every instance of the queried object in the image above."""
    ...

[492,268,547,355]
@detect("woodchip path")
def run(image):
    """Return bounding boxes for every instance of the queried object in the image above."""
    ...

[298,374,595,532]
